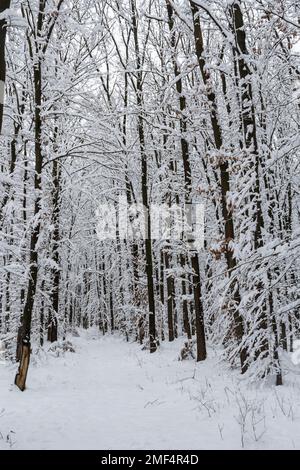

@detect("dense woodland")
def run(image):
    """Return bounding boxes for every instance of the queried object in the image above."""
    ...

[0,0,299,391]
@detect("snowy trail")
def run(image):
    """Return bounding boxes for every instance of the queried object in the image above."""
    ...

[1,331,300,450]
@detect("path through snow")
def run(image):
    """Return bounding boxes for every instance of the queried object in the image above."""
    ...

[1,330,300,449]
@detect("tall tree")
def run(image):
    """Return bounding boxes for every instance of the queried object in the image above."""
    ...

[189,0,246,371]
[130,0,157,353]
[15,0,64,390]
[165,0,206,361]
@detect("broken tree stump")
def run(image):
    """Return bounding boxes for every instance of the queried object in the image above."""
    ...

[15,338,31,391]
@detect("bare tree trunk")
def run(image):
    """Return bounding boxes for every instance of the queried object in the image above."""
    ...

[15,51,43,388]
[190,0,247,371]
[229,1,271,370]
[15,0,63,390]
[48,142,61,343]
[165,247,175,342]
[131,0,156,353]
[40,280,45,347]
[166,0,206,360]
[191,253,206,361]
[181,256,192,340]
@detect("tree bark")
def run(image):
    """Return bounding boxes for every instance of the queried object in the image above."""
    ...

[15,0,61,389]
[165,247,175,342]
[131,0,156,353]
[190,0,247,372]
[48,141,61,343]
[166,0,207,360]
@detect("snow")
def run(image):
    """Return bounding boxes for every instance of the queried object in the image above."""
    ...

[1,330,300,450]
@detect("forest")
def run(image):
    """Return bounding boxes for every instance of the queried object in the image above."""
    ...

[0,0,300,451]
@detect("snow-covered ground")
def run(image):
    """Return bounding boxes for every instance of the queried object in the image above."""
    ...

[1,330,300,450]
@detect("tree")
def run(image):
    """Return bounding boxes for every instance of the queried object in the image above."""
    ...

[15,0,65,390]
